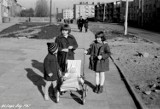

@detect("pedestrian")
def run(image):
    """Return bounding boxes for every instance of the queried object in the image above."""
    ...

[43,42,62,102]
[85,31,111,93]
[78,16,84,32]
[55,24,78,75]
[77,18,80,30]
[84,17,89,32]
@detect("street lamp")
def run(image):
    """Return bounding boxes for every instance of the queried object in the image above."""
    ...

[124,0,129,35]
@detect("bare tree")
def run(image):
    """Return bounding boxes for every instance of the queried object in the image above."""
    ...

[35,0,49,17]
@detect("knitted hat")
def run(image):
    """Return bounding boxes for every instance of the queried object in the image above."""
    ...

[47,42,58,53]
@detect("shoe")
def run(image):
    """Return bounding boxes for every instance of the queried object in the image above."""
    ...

[56,91,60,103]
[44,94,49,101]
[94,85,99,93]
[98,86,103,93]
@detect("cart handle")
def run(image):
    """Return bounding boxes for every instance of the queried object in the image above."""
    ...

[77,47,86,78]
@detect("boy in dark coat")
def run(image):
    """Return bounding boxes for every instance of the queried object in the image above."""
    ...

[44,42,61,102]
[85,31,111,94]
[55,24,78,74]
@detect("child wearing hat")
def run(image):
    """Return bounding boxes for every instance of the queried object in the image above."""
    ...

[85,31,111,94]
[43,42,61,102]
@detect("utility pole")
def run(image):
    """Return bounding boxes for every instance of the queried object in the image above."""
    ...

[124,0,129,35]
[50,0,52,24]
[103,3,105,22]
[141,0,144,27]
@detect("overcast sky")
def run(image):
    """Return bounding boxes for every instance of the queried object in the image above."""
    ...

[17,0,118,13]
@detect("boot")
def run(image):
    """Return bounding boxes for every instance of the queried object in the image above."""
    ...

[98,86,103,93]
[94,85,99,93]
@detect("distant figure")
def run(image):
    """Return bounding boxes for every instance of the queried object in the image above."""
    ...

[77,18,80,30]
[28,17,31,22]
[77,16,84,32]
[84,18,89,32]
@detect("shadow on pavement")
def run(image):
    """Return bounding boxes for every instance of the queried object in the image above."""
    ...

[85,80,95,92]
[31,60,44,74]
[25,68,45,98]
[70,92,83,104]
[27,60,59,103]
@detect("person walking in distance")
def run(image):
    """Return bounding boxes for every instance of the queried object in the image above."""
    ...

[84,17,89,32]
[43,42,62,102]
[78,16,84,32]
[85,31,111,93]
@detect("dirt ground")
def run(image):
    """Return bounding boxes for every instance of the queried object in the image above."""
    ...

[89,23,160,109]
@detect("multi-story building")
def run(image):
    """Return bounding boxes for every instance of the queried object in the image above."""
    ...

[0,0,2,23]
[95,1,126,23]
[128,0,160,29]
[0,0,22,23]
[2,0,10,18]
[1,0,10,22]
[73,2,95,19]
[62,8,74,19]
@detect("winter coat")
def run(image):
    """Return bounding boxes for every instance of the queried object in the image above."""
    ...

[55,34,78,73]
[78,18,84,27]
[43,53,60,81]
[84,19,88,28]
[87,41,111,72]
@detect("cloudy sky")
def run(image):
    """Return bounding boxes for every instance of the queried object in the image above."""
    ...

[17,0,118,13]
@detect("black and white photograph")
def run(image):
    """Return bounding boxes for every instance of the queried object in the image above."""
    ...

[0,0,160,109]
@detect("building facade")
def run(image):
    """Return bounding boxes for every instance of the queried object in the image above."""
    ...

[95,1,126,23]
[0,0,22,23]
[73,2,95,19]
[128,0,160,29]
[62,8,74,19]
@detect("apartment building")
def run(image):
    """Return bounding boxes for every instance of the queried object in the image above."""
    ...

[95,1,126,23]
[128,0,160,29]
[1,0,10,17]
[0,1,2,23]
[73,2,95,19]
[62,8,74,19]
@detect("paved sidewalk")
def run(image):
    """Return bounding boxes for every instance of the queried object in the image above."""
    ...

[0,24,137,109]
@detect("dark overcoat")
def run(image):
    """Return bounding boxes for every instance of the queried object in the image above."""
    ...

[43,53,60,81]
[78,18,84,27]
[84,19,88,28]
[87,41,111,72]
[55,34,78,72]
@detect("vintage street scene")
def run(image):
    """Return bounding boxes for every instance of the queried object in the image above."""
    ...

[0,0,160,109]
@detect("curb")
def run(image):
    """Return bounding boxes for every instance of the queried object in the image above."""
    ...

[110,56,148,109]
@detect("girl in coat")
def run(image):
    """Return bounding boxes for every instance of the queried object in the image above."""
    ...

[55,24,78,74]
[85,31,111,93]
[44,42,61,102]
